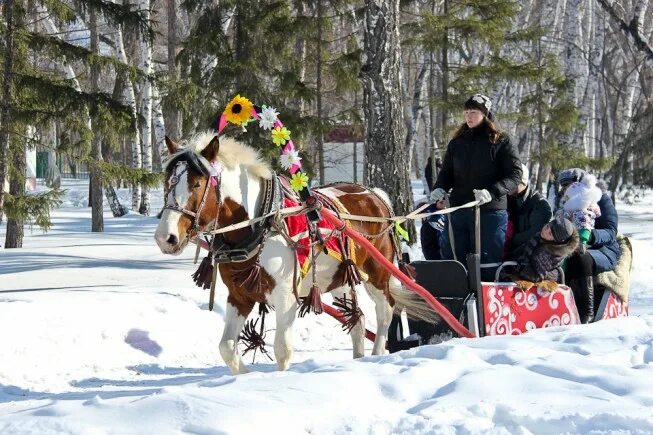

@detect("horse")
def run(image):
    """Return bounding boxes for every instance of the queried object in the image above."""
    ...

[154,131,438,374]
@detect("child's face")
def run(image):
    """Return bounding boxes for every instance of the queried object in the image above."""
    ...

[541,224,554,241]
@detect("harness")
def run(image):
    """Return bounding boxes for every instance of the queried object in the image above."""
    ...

[159,149,280,262]
[210,175,280,263]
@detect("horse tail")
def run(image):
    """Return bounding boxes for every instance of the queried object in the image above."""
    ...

[388,283,441,324]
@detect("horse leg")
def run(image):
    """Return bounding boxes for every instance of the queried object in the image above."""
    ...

[219,300,254,375]
[268,284,298,371]
[331,286,365,358]
[365,283,394,355]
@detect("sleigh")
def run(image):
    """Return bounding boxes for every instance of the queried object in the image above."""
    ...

[388,222,630,352]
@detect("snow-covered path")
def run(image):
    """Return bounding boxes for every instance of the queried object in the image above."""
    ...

[0,182,652,434]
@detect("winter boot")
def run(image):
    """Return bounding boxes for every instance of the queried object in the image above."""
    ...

[582,276,595,324]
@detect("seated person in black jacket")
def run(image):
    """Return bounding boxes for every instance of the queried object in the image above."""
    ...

[509,216,579,289]
[506,164,552,259]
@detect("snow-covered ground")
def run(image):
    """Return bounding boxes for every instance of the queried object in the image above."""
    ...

[0,180,652,434]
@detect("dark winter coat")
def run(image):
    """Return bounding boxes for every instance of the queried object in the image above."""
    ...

[507,186,552,258]
[434,124,522,211]
[588,193,620,273]
[425,158,434,192]
[512,231,580,282]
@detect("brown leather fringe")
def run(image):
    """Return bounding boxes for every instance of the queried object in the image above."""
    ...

[239,309,272,361]
[192,255,214,289]
[234,263,263,293]
[343,258,362,288]
[299,285,323,317]
[332,294,363,333]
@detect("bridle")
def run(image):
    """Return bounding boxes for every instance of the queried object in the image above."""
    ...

[159,151,222,236]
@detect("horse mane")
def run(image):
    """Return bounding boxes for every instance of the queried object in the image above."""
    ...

[184,130,273,180]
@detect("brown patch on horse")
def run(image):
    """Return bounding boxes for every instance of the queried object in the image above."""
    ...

[216,198,276,317]
[314,183,397,305]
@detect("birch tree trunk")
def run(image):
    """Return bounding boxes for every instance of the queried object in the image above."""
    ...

[138,0,153,216]
[405,57,427,176]
[166,0,180,140]
[113,4,142,211]
[563,0,586,149]
[89,2,104,232]
[361,0,414,241]
[152,86,166,166]
[39,5,126,218]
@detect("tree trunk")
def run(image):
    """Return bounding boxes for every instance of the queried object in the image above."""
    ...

[0,0,15,223]
[138,0,152,216]
[441,0,449,145]
[90,3,104,232]
[405,57,427,176]
[4,131,26,248]
[111,19,142,211]
[361,0,415,241]
[316,0,325,185]
[165,0,180,140]
[152,85,166,170]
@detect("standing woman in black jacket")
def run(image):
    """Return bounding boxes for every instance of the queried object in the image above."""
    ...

[430,94,522,280]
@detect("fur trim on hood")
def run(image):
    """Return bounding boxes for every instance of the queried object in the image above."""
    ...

[595,235,632,302]
[543,230,580,258]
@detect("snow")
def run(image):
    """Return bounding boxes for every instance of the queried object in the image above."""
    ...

[0,180,652,434]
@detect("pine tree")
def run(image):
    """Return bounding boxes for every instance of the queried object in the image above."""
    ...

[0,0,152,246]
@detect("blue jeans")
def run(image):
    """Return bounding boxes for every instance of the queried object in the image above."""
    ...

[440,209,508,281]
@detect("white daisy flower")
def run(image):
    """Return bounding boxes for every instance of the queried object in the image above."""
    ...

[279,149,301,170]
[259,105,279,130]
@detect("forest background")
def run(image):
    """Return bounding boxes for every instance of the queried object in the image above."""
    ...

[1,0,652,247]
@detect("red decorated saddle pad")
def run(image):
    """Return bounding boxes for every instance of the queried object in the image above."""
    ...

[281,194,351,278]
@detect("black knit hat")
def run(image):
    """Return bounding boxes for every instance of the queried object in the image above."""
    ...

[464,94,493,120]
[549,216,575,243]
[557,168,586,186]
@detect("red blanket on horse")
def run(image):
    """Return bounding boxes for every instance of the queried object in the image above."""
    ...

[282,194,354,278]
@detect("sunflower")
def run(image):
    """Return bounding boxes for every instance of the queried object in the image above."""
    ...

[271,126,291,146]
[290,172,309,192]
[224,95,254,125]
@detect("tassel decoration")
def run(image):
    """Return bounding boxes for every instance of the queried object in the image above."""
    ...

[332,294,363,333]
[299,285,323,317]
[342,258,362,288]
[192,255,214,289]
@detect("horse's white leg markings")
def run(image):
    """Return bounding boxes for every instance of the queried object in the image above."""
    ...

[269,285,298,371]
[260,233,296,370]
[219,303,251,375]
[366,284,393,355]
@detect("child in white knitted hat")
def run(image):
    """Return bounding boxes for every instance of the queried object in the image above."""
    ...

[556,173,602,246]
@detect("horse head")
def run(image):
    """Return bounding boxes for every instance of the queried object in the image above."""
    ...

[154,135,221,255]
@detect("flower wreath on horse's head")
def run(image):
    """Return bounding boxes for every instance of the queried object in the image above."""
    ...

[218,95,307,192]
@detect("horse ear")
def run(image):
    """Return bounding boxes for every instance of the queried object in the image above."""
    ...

[165,136,179,155]
[201,136,220,162]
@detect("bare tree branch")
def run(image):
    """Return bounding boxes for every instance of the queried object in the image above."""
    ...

[596,0,653,65]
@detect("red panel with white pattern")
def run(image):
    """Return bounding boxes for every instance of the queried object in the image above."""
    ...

[601,292,628,320]
[482,283,581,336]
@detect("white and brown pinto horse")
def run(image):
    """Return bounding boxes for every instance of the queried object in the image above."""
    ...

[154,132,437,374]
